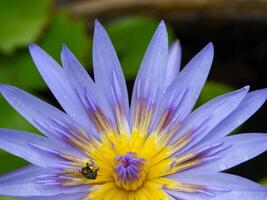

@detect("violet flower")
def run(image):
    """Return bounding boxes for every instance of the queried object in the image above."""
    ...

[0,20,267,199]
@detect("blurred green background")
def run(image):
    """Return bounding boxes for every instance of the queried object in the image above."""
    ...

[0,0,267,199]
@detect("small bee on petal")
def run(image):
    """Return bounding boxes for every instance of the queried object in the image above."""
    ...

[79,163,99,180]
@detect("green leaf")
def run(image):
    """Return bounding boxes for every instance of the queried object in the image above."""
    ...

[106,17,175,80]
[0,0,52,54]
[0,9,91,91]
[0,52,46,90]
[0,150,28,174]
[0,95,38,133]
[39,10,92,69]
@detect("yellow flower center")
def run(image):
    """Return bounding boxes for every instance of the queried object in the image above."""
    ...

[85,130,176,199]
[57,112,203,200]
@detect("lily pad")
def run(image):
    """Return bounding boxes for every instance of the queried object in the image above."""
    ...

[0,0,52,54]
[0,10,91,91]
[0,95,38,133]
[0,52,45,90]
[39,10,92,68]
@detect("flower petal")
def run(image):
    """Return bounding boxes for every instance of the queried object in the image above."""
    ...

[0,165,87,197]
[60,45,118,136]
[163,43,214,121]
[183,133,267,172]
[60,45,107,138]
[130,21,168,130]
[93,20,129,132]
[205,88,267,142]
[150,43,214,136]
[167,172,267,200]
[165,40,182,88]
[29,44,86,126]
[0,129,73,168]
[0,84,88,142]
[171,86,249,154]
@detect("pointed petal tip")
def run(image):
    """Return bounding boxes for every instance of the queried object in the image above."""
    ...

[257,88,267,100]
[174,39,181,45]
[28,44,47,58]
[159,20,166,26]
[95,19,100,25]
[61,44,70,56]
[94,19,104,31]
[259,87,267,96]
[206,42,214,52]
[0,84,16,98]
[28,43,35,48]
[169,39,182,53]
[157,20,167,32]
[60,45,69,63]
[149,20,168,47]
[0,83,9,91]
[62,43,68,50]
[195,42,214,61]
[28,43,40,52]
[234,85,250,95]
[93,19,108,40]
[170,39,180,47]
[243,85,250,91]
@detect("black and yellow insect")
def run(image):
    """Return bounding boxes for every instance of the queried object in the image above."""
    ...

[79,163,99,180]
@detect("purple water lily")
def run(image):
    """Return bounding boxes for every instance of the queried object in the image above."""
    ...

[0,20,267,199]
